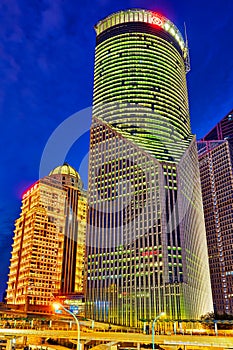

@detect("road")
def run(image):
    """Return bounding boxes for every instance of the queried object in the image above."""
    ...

[0,329,233,349]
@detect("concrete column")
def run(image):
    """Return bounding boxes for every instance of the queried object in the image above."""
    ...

[137,342,140,350]
[173,322,176,335]
[6,339,12,350]
[214,321,218,336]
[23,336,27,346]
[143,322,146,334]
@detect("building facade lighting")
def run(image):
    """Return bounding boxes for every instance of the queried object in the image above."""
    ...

[86,9,213,327]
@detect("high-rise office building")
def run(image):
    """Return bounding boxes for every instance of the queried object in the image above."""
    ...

[198,111,233,315]
[6,163,86,314]
[86,9,213,327]
[201,109,233,149]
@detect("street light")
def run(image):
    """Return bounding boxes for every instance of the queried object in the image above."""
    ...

[152,312,166,350]
[53,302,81,350]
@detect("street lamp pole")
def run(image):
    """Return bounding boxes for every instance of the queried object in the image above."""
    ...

[53,302,80,350]
[152,312,166,350]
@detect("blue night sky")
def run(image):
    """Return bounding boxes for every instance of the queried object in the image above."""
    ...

[0,0,233,298]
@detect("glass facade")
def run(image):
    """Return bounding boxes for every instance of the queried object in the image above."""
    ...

[86,9,213,327]
[198,139,233,315]
[93,9,191,163]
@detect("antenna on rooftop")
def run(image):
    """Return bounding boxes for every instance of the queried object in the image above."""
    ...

[184,22,191,73]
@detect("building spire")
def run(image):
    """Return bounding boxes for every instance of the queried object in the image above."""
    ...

[184,22,191,73]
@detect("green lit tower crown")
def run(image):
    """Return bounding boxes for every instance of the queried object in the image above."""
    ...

[93,9,191,161]
[87,9,213,327]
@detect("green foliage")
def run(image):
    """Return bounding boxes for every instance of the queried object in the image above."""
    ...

[200,312,233,330]
[200,312,215,321]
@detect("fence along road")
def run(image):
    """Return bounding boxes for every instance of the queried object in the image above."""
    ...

[0,329,233,349]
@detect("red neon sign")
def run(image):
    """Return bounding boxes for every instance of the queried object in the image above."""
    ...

[142,250,158,256]
[151,16,163,27]
[22,183,38,199]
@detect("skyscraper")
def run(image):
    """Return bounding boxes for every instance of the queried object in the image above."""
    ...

[201,109,233,149]
[86,9,213,327]
[198,110,233,315]
[6,163,86,314]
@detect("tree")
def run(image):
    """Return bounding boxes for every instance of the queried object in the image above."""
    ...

[200,312,233,330]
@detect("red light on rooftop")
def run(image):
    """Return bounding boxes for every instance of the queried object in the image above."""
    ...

[22,183,38,199]
[151,15,163,27]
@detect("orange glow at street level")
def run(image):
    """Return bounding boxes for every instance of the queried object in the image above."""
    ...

[53,302,62,310]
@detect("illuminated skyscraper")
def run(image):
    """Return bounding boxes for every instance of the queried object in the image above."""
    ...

[6,163,86,314]
[198,110,233,315]
[86,9,213,326]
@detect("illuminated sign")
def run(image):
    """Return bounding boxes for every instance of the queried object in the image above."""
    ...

[70,305,79,314]
[23,184,38,199]
[142,250,158,256]
[151,16,163,27]
[64,299,82,305]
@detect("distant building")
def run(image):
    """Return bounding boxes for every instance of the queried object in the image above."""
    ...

[86,8,213,327]
[198,110,233,315]
[6,163,86,314]
[201,109,233,149]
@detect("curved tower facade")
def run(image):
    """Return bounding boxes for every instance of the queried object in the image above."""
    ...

[87,9,213,327]
[93,9,191,162]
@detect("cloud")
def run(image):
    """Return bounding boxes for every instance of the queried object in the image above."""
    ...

[41,1,64,34]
